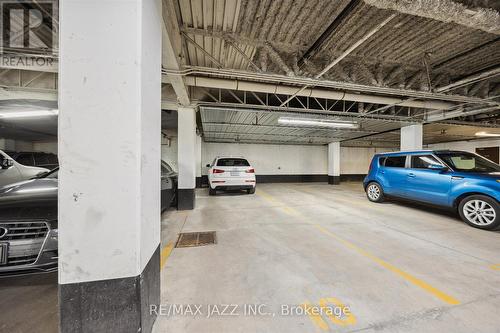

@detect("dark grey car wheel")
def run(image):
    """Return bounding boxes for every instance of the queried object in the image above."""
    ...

[209,187,216,196]
[458,195,500,230]
[366,182,384,203]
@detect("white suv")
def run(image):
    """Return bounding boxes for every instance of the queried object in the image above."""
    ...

[207,157,256,195]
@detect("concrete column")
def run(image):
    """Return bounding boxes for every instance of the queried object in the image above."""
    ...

[401,124,423,151]
[195,134,202,188]
[58,0,161,332]
[177,107,196,209]
[328,142,341,185]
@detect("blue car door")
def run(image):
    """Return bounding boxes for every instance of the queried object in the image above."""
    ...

[405,154,452,206]
[378,155,409,197]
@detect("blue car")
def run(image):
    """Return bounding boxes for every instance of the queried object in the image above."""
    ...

[363,150,500,230]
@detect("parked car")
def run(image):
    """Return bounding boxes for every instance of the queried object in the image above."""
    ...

[0,162,176,276]
[5,151,58,170]
[0,168,58,275]
[364,150,500,230]
[0,150,49,187]
[207,157,256,195]
[161,160,178,211]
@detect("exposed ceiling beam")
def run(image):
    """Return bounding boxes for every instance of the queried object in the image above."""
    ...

[297,0,363,68]
[186,76,454,110]
[162,0,190,106]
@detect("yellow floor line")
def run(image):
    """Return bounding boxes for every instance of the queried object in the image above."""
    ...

[160,242,174,270]
[314,225,460,305]
[257,188,461,306]
[490,264,500,271]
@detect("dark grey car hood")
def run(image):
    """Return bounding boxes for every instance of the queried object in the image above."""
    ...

[0,179,58,207]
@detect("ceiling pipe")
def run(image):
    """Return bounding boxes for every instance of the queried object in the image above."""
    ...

[279,13,397,107]
[297,0,363,68]
[425,105,500,122]
[185,76,454,110]
[435,66,500,92]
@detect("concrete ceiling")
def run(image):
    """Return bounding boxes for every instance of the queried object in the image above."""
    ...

[164,0,500,146]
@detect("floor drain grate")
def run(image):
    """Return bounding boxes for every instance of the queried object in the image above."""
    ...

[175,231,217,248]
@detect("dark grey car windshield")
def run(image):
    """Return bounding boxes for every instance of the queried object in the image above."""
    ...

[436,152,500,173]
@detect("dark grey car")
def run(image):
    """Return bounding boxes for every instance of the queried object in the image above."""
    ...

[0,163,177,276]
[0,169,58,276]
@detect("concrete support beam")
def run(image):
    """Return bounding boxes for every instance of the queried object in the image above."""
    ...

[177,107,197,209]
[195,134,202,188]
[328,142,341,185]
[400,124,423,151]
[58,0,161,331]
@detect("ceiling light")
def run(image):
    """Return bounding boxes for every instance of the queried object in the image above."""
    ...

[278,117,358,129]
[475,131,500,137]
[0,109,59,119]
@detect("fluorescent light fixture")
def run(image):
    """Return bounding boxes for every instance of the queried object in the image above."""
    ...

[475,131,500,137]
[278,117,358,129]
[0,109,58,119]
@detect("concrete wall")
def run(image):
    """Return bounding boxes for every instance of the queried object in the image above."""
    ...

[200,141,394,176]
[427,139,500,152]
[0,139,58,153]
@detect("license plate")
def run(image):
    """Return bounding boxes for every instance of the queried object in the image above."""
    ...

[0,243,7,265]
[230,172,240,176]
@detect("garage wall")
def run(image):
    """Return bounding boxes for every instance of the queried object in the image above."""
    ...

[201,142,395,181]
[202,142,327,175]
[33,142,58,154]
[427,139,500,152]
[341,146,396,175]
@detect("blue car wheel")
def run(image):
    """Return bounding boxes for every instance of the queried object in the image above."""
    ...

[366,182,384,203]
[459,195,500,230]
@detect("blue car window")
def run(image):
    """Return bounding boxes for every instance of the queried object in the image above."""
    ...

[436,152,500,173]
[411,155,441,169]
[383,156,406,168]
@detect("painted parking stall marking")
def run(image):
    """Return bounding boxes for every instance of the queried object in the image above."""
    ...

[256,189,461,307]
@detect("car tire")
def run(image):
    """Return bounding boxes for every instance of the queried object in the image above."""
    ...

[366,182,384,203]
[247,187,255,194]
[209,187,216,196]
[458,195,500,230]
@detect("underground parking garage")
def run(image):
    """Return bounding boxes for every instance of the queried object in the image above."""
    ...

[1,0,500,332]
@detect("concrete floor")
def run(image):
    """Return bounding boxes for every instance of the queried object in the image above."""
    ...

[1,182,499,332]
[154,182,500,333]
[0,272,58,333]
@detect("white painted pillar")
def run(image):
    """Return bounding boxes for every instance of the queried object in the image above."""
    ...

[177,106,196,209]
[401,124,423,151]
[58,0,161,331]
[195,133,202,188]
[328,142,341,185]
